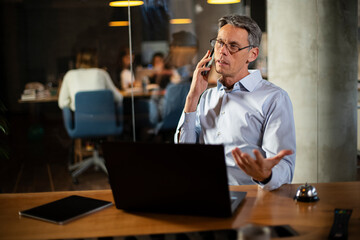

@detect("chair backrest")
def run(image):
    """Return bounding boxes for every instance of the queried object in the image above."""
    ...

[156,81,190,131]
[62,90,123,138]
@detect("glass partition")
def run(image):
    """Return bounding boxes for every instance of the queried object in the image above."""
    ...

[107,0,267,142]
[2,0,267,143]
[0,0,268,192]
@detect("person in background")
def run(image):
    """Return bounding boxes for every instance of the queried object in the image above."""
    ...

[175,14,296,191]
[58,48,123,111]
[147,32,197,140]
[118,47,135,90]
[148,52,177,89]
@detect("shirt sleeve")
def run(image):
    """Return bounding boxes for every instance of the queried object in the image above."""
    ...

[102,70,123,104]
[256,91,296,191]
[174,111,199,144]
[121,70,132,90]
[58,74,71,110]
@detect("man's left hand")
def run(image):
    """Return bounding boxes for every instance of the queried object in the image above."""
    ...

[231,148,293,182]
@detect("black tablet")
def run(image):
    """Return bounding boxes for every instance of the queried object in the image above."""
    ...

[19,195,113,224]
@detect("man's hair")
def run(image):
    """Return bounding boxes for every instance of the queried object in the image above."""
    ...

[218,14,262,47]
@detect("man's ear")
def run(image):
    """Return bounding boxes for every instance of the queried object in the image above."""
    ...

[247,47,259,63]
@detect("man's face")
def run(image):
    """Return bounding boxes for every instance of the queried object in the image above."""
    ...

[214,24,258,86]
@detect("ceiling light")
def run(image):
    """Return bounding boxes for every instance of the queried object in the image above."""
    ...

[108,21,129,27]
[170,18,192,25]
[207,0,241,4]
[109,1,144,7]
[108,7,129,27]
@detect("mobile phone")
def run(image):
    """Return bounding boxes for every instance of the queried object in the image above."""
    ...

[201,48,214,76]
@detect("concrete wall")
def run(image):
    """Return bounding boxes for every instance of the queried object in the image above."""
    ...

[267,0,358,183]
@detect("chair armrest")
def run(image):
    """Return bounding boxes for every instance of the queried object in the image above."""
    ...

[62,107,74,132]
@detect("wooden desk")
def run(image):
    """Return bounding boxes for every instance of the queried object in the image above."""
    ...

[18,95,58,104]
[0,182,359,240]
[18,91,163,103]
[120,89,165,98]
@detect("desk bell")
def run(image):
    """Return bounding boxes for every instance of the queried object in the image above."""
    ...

[294,183,319,202]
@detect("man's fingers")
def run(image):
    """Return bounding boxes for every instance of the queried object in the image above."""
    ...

[272,149,293,161]
[197,50,211,66]
[279,149,293,157]
[253,149,264,161]
[232,148,245,164]
[231,148,241,161]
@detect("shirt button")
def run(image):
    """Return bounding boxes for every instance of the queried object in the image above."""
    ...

[221,111,225,115]
[217,132,221,136]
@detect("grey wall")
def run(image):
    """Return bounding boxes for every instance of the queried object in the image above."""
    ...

[267,0,358,183]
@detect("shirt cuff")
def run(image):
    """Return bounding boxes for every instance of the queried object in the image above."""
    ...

[252,172,272,186]
[252,172,281,191]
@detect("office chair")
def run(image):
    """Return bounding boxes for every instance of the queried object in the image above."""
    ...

[151,82,190,142]
[62,90,123,183]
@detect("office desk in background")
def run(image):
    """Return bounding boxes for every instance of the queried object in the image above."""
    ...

[0,182,359,240]
[18,95,58,104]
[18,89,163,103]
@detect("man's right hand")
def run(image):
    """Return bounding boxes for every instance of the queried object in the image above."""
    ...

[184,51,213,113]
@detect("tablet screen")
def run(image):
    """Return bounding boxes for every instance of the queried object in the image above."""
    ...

[19,195,113,224]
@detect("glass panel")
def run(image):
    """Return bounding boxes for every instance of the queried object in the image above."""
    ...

[1,0,269,192]
[2,0,267,143]
[116,0,267,142]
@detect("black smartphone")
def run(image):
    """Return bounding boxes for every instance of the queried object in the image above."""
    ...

[270,225,299,237]
[201,48,215,76]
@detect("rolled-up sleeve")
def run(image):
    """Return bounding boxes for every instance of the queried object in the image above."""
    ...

[174,112,199,143]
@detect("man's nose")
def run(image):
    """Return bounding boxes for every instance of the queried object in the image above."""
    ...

[219,44,229,55]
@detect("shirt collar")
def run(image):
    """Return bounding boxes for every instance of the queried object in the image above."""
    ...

[217,70,262,92]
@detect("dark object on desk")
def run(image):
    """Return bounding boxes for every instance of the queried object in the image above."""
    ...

[294,183,319,202]
[146,225,297,240]
[19,195,113,224]
[328,208,352,240]
[102,142,247,217]
[269,225,299,237]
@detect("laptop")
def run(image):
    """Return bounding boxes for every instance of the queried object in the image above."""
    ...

[102,142,247,217]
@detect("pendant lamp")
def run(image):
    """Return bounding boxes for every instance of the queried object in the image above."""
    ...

[108,7,129,27]
[109,1,144,7]
[169,0,192,25]
[207,0,241,4]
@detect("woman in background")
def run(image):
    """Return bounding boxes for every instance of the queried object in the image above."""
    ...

[117,47,135,90]
[58,48,123,111]
[148,52,176,89]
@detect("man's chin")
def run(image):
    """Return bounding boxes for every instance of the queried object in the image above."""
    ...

[215,66,225,75]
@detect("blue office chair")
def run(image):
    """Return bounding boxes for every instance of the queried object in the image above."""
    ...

[151,81,190,142]
[62,90,123,182]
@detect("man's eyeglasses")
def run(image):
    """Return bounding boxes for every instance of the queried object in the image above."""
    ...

[210,38,253,54]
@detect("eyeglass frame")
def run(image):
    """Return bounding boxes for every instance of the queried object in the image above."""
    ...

[210,38,255,54]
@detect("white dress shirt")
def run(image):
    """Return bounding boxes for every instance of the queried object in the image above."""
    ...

[175,70,296,190]
[58,68,123,111]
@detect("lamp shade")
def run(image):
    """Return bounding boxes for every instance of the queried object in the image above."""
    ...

[169,0,193,25]
[109,1,144,7]
[207,0,241,4]
[170,18,192,25]
[109,21,129,27]
[108,7,129,27]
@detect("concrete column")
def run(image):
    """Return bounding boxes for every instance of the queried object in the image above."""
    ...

[267,0,358,183]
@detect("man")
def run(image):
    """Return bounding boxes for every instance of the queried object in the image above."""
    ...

[174,14,296,191]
